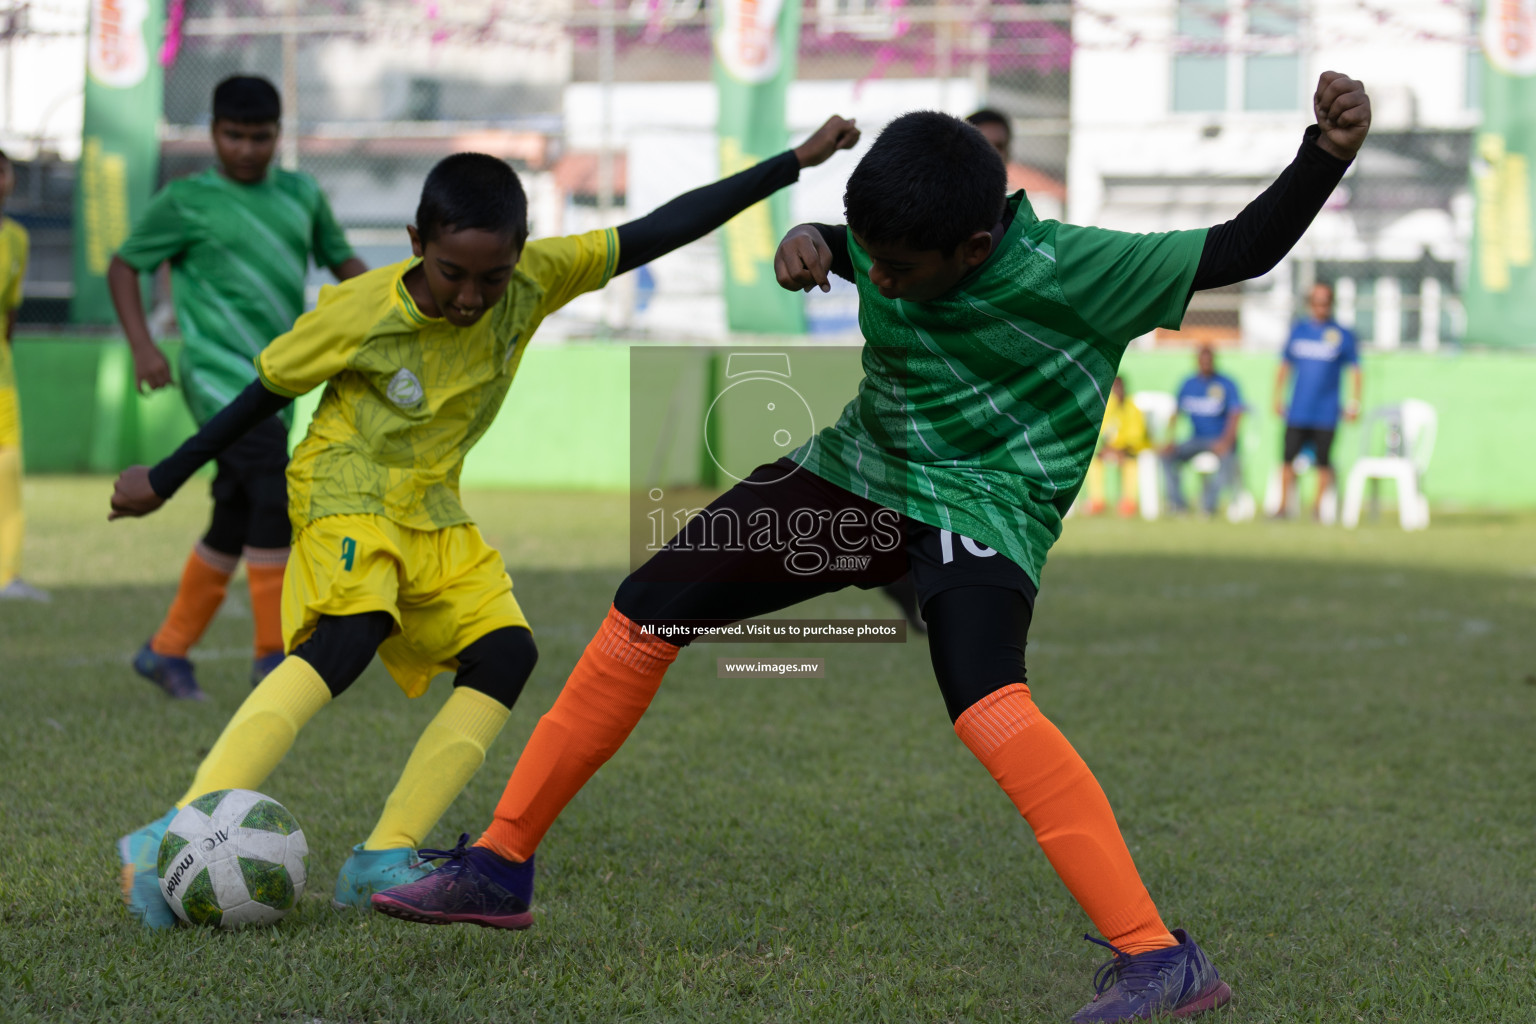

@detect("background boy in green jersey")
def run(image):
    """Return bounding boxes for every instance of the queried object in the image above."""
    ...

[375,73,1371,1023]
[108,76,366,699]
[106,116,861,928]
[0,148,46,603]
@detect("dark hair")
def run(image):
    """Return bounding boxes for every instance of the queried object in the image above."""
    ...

[844,111,1006,254]
[0,148,10,166]
[415,153,529,246]
[965,108,1011,137]
[213,76,281,124]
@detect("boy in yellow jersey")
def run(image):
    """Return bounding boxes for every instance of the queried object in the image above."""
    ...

[0,149,46,603]
[106,116,861,928]
[1084,377,1151,517]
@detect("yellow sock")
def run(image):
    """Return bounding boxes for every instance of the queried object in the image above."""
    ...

[177,656,332,807]
[0,446,23,588]
[364,687,511,850]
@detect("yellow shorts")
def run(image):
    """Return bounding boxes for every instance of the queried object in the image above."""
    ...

[282,513,530,698]
[0,387,19,448]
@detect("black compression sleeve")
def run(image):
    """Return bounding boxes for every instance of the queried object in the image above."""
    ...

[614,150,801,275]
[808,223,855,282]
[147,380,293,498]
[1191,125,1352,292]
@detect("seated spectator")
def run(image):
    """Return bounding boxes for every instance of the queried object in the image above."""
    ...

[1162,345,1244,516]
[1273,281,1361,519]
[1084,376,1149,517]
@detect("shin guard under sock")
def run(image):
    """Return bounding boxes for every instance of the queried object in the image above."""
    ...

[364,687,511,850]
[176,656,331,807]
[477,605,678,861]
[955,683,1177,954]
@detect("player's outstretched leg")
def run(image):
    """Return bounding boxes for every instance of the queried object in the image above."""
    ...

[923,587,1229,1021]
[116,614,389,927]
[334,628,532,910]
[956,687,1231,1019]
[372,606,678,926]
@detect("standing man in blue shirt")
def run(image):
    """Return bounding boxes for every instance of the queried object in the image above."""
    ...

[1273,282,1361,518]
[1162,345,1245,516]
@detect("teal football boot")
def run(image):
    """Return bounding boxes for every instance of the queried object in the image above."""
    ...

[332,844,434,910]
[117,807,179,929]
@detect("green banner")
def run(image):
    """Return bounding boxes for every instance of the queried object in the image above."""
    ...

[1467,1,1536,348]
[712,0,806,335]
[71,0,164,324]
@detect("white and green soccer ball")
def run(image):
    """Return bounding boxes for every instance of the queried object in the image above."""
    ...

[156,789,308,929]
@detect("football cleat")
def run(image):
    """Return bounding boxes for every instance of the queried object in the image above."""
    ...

[251,652,285,688]
[133,642,207,701]
[117,807,179,930]
[1070,929,1231,1022]
[331,843,434,910]
[370,834,535,929]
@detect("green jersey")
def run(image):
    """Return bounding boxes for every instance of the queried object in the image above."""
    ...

[792,192,1206,585]
[117,167,355,425]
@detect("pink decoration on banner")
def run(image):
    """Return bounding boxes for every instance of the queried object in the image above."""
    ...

[159,0,186,68]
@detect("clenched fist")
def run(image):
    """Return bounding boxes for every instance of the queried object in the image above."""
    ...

[793,116,861,169]
[1313,71,1371,161]
[109,466,165,521]
[775,224,837,293]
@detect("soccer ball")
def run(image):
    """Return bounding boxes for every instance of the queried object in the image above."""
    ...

[157,789,308,929]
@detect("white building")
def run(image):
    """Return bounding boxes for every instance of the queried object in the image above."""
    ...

[1069,0,1479,350]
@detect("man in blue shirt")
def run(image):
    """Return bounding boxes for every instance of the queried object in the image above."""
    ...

[1273,282,1361,518]
[1162,345,1245,516]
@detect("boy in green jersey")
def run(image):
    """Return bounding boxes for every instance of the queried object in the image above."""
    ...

[378,74,1371,1023]
[108,76,366,699]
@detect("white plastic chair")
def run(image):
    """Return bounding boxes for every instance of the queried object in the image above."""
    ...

[1188,451,1255,523]
[1341,399,1437,531]
[1130,391,1176,520]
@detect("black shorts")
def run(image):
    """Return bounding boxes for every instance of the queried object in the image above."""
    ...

[616,458,1037,719]
[1282,425,1337,469]
[618,457,1035,634]
[203,415,291,553]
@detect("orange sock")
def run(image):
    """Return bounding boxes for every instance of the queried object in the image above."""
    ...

[955,683,1178,955]
[478,605,678,861]
[152,543,237,658]
[243,547,289,659]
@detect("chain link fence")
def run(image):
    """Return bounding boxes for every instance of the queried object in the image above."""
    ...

[3,0,1483,350]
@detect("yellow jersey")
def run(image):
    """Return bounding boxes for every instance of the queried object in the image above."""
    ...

[0,216,28,394]
[257,228,618,531]
[1100,392,1150,454]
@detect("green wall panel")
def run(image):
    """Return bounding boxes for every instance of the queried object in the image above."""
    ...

[10,337,1536,508]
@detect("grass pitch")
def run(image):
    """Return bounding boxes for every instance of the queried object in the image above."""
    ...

[3,478,1534,1023]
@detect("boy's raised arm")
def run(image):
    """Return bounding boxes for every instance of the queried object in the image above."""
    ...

[1190,71,1370,293]
[613,115,859,275]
